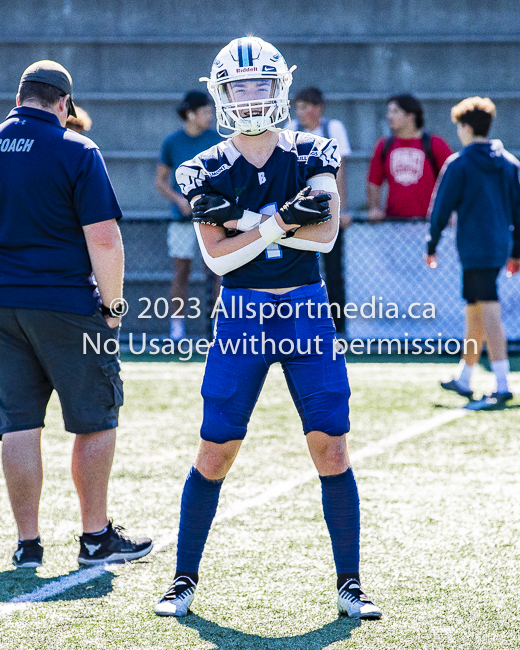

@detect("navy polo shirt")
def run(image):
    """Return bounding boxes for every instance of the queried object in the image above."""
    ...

[0,106,122,315]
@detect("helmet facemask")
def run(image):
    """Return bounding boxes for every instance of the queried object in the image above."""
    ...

[209,73,293,136]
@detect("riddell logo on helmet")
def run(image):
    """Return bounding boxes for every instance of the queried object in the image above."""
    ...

[236,67,258,73]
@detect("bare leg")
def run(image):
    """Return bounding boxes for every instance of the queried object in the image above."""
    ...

[194,439,242,480]
[481,301,508,362]
[71,429,115,534]
[463,303,484,366]
[306,430,350,475]
[2,428,42,540]
[481,301,509,393]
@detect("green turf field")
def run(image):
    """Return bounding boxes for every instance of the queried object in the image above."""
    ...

[1,360,519,649]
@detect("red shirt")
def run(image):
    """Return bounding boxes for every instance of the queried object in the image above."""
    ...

[368,135,452,218]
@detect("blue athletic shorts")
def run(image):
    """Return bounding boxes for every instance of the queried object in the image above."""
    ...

[201,281,350,443]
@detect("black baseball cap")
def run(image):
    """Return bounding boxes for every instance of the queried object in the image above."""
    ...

[19,60,77,118]
[177,91,210,119]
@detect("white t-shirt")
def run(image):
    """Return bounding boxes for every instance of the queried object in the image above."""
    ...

[288,118,351,158]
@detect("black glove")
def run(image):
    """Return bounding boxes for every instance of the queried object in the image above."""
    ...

[191,194,244,226]
[278,186,332,226]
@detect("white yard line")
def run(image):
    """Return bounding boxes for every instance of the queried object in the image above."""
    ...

[0,565,106,617]
[349,408,470,463]
[0,407,469,618]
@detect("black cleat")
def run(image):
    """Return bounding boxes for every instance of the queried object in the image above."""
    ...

[78,521,152,565]
[12,537,43,568]
[440,379,473,400]
[465,391,514,411]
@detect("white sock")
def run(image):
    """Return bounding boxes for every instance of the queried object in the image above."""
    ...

[456,360,474,391]
[491,359,510,394]
[170,317,185,340]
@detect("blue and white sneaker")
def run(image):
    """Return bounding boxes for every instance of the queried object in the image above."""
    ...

[464,391,513,411]
[440,379,473,400]
[338,578,382,619]
[154,576,197,616]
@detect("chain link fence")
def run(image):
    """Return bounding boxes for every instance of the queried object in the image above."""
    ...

[119,217,214,340]
[119,216,520,346]
[343,220,520,343]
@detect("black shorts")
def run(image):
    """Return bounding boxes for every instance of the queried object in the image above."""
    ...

[462,268,501,304]
[0,307,123,437]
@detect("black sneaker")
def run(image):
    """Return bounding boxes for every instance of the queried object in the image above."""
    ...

[440,378,473,400]
[12,537,43,568]
[337,578,382,619]
[465,391,514,411]
[78,521,152,565]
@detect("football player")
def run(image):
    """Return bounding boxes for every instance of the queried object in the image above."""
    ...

[154,37,381,620]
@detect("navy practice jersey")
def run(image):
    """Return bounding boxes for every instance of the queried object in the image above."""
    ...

[176,130,340,289]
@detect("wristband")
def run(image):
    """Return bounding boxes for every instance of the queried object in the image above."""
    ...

[259,216,286,244]
[101,303,124,318]
[236,209,262,232]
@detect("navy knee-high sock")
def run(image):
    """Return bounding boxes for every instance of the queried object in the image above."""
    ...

[176,466,224,574]
[319,467,360,577]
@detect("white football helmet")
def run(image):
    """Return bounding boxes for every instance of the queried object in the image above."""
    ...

[200,37,296,136]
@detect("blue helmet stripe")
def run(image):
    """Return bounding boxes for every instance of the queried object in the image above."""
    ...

[246,41,253,67]
[237,38,244,67]
[241,40,249,67]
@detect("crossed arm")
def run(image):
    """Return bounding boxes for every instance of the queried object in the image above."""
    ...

[193,173,339,276]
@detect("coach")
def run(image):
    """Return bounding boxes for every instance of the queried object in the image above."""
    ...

[0,60,152,568]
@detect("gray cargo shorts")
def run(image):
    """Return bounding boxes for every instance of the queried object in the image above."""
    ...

[0,307,123,437]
